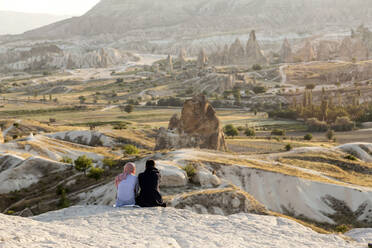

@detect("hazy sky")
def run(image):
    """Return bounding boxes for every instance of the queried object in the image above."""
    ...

[0,0,100,16]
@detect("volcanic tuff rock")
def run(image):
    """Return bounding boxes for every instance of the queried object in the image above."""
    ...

[294,40,316,62]
[245,30,267,65]
[279,38,293,63]
[209,31,267,66]
[155,95,227,151]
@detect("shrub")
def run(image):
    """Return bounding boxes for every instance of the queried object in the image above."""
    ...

[6,210,15,215]
[304,134,313,141]
[271,129,285,136]
[183,164,197,179]
[335,224,352,233]
[116,78,124,83]
[57,189,70,209]
[113,122,128,130]
[252,86,267,94]
[74,155,93,175]
[78,96,86,104]
[124,104,134,114]
[344,155,358,161]
[87,167,105,181]
[157,97,184,107]
[285,144,293,151]
[332,116,355,131]
[123,144,139,155]
[306,118,328,132]
[326,129,335,141]
[103,157,117,168]
[223,124,239,138]
[252,64,262,71]
[60,157,73,164]
[244,128,256,137]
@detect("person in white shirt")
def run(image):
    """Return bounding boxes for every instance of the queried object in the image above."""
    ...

[115,162,139,207]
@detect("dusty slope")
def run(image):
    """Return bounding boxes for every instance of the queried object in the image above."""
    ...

[0,206,365,247]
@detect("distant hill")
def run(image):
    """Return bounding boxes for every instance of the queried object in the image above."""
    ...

[0,11,71,35]
[23,0,372,39]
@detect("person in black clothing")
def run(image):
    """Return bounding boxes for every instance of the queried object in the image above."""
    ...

[136,160,166,207]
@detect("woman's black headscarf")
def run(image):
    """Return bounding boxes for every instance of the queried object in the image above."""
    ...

[136,160,166,207]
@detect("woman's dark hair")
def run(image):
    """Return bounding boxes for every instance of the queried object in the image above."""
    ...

[146,160,155,170]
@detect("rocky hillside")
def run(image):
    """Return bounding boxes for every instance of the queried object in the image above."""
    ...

[24,0,372,40]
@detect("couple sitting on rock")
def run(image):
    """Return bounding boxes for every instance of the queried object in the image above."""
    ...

[115,160,166,208]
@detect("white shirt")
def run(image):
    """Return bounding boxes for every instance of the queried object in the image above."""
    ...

[116,174,138,206]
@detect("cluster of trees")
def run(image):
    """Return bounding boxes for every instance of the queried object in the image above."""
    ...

[270,86,372,132]
[146,97,184,107]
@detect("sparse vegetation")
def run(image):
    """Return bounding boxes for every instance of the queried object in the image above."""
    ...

[60,157,73,164]
[123,144,139,155]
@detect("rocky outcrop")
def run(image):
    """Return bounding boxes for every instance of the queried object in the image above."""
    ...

[197,49,208,69]
[166,55,173,73]
[294,40,315,62]
[229,38,245,64]
[169,187,268,216]
[279,38,293,63]
[316,40,339,61]
[178,48,186,69]
[155,95,227,151]
[209,31,267,66]
[246,30,267,65]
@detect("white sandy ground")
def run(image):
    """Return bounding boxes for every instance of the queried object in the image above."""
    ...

[0,205,368,248]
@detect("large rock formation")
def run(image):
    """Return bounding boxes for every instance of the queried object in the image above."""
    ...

[279,38,293,63]
[155,95,227,151]
[209,31,267,66]
[294,40,316,62]
[197,49,208,69]
[245,30,267,65]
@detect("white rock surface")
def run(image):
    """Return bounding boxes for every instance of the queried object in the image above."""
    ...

[0,155,71,193]
[337,143,372,162]
[346,228,372,243]
[0,205,364,247]
[136,159,188,187]
[48,131,115,147]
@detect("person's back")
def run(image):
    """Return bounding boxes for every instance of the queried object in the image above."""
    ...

[117,174,138,206]
[115,162,138,207]
[136,160,166,207]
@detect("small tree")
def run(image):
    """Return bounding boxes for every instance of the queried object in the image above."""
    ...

[223,124,239,138]
[78,96,86,104]
[88,167,105,181]
[326,129,335,141]
[285,144,293,151]
[252,64,262,71]
[124,104,134,114]
[103,157,117,169]
[304,134,313,141]
[74,155,93,175]
[244,128,256,137]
